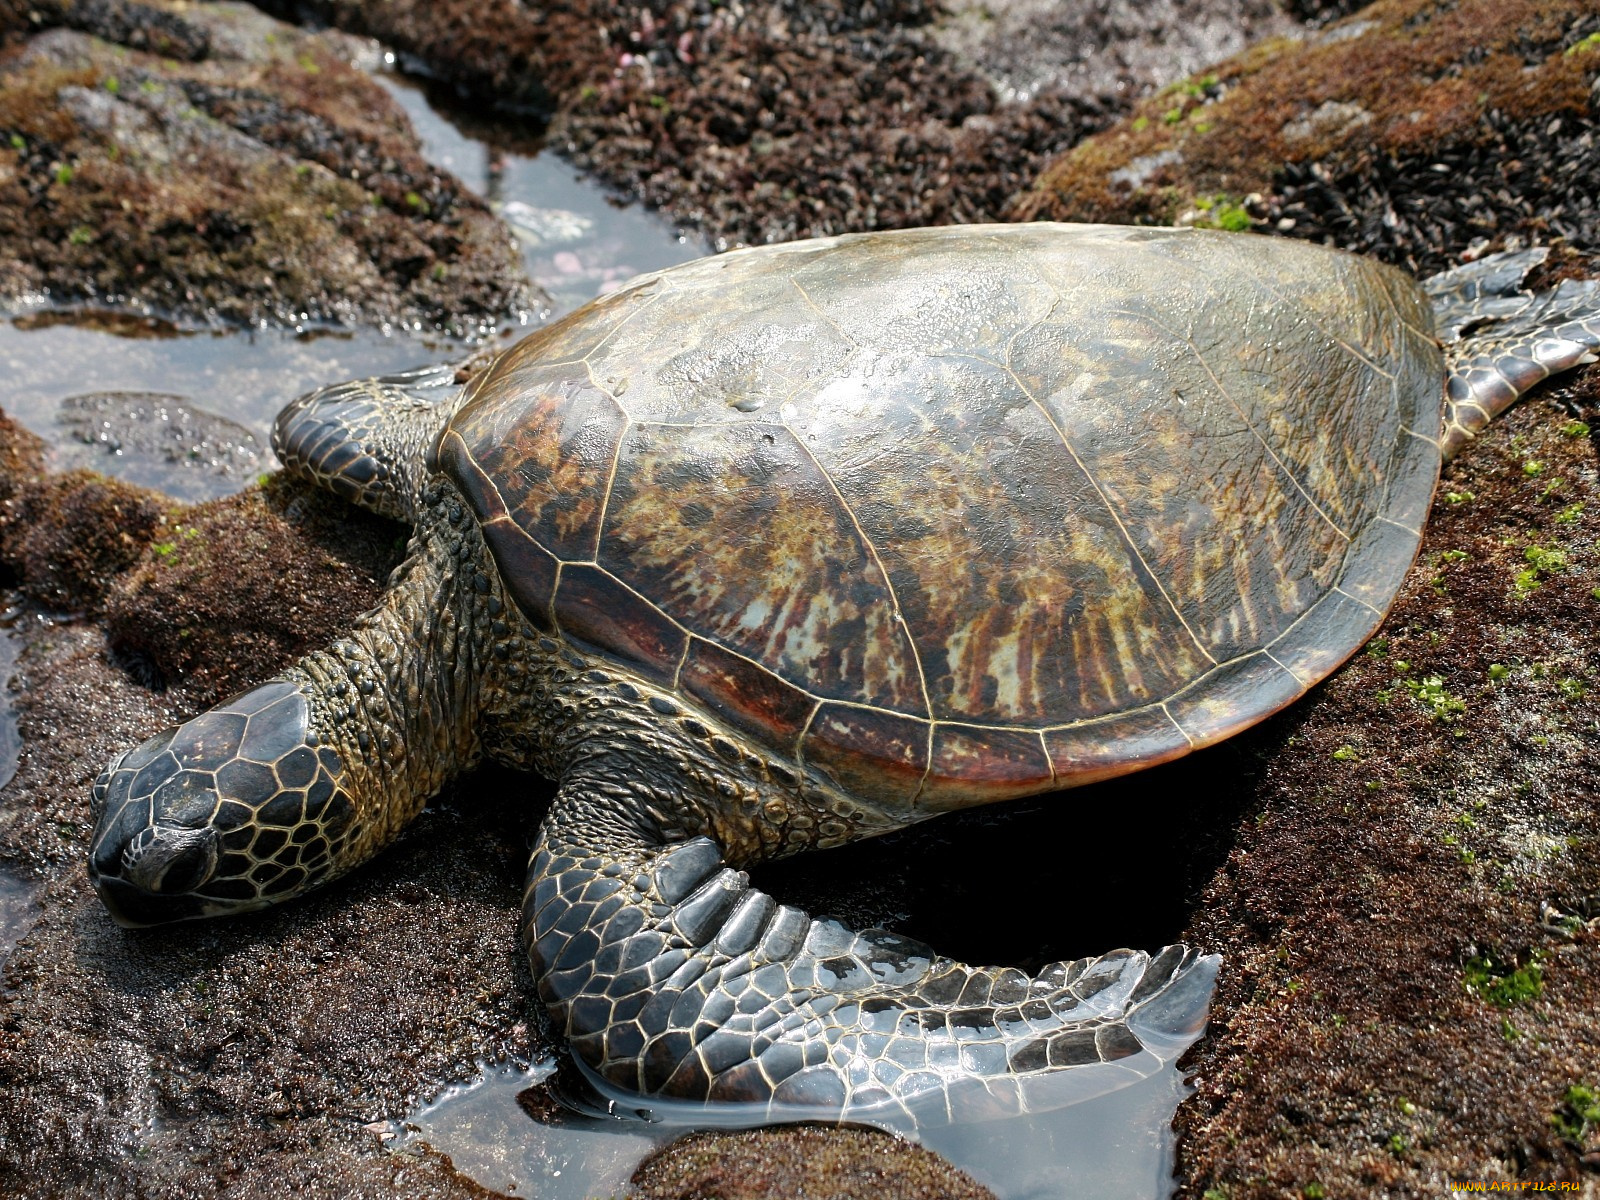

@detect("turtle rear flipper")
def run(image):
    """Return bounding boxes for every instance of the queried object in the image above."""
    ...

[273,361,465,521]
[525,805,1219,1124]
[1424,247,1552,341]
[1426,251,1600,460]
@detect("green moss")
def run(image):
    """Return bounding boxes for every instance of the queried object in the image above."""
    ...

[1332,745,1358,761]
[1463,952,1544,1007]
[1188,194,1253,231]
[1404,673,1464,721]
[1487,662,1510,683]
[1551,1084,1599,1143]
[1564,30,1600,54]
[1515,544,1568,592]
[53,163,73,186]
[1561,419,1591,437]
[1443,490,1474,504]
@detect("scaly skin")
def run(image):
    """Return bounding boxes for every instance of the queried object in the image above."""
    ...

[89,482,493,924]
[87,235,1600,1124]
[93,368,1220,1120]
[1430,249,1600,460]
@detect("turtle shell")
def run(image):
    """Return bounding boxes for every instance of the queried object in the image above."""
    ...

[434,223,1442,811]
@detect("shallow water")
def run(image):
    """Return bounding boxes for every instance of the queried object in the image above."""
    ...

[0,69,703,479]
[401,1052,1202,1200]
[374,73,704,317]
[397,1060,672,1200]
[0,866,42,960]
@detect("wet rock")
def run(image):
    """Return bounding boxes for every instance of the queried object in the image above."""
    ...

[249,0,1307,247]
[930,0,1300,106]
[0,1,538,331]
[632,1125,997,1200]
[0,425,520,1197]
[101,474,407,705]
[0,409,167,613]
[56,391,264,502]
[1011,0,1600,276]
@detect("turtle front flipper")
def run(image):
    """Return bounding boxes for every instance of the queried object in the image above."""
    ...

[525,787,1219,1125]
[273,361,465,521]
[1427,251,1600,460]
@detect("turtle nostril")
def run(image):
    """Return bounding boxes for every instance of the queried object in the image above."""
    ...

[122,825,220,896]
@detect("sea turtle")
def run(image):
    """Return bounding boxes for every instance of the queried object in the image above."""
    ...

[87,224,1600,1124]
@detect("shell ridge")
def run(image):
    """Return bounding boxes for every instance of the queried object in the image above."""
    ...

[1239,269,1397,383]
[1331,585,1382,616]
[788,275,862,350]
[1263,649,1314,689]
[576,278,672,365]
[583,360,631,563]
[780,420,935,724]
[1004,358,1220,670]
[1125,305,1354,546]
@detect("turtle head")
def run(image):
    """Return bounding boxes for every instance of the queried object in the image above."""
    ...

[88,680,359,927]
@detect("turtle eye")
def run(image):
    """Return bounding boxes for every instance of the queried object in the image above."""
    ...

[89,680,355,925]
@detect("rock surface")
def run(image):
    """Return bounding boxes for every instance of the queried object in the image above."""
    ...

[1012,0,1600,276]
[248,0,1315,247]
[0,0,538,330]
[630,1125,997,1200]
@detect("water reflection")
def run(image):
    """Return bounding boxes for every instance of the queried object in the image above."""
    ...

[374,72,706,315]
[0,71,703,474]
[396,1060,672,1199]
[402,1052,1202,1200]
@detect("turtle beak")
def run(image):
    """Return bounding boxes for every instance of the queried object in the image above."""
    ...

[91,871,210,928]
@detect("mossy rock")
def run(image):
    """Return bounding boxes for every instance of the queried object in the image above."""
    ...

[0,0,536,329]
[1011,0,1600,273]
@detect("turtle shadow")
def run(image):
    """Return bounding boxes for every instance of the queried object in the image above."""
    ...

[71,766,544,1000]
[753,719,1282,970]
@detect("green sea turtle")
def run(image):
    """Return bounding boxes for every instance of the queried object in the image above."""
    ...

[88,224,1600,1124]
